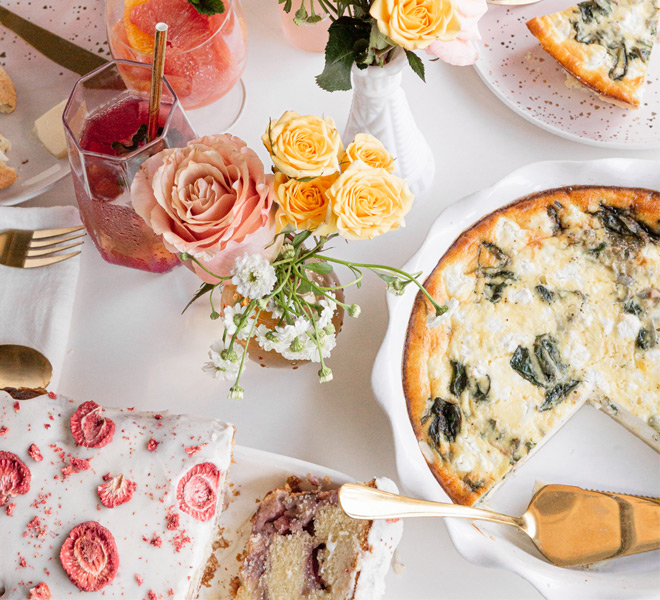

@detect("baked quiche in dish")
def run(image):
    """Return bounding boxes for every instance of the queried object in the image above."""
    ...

[403,186,660,506]
[527,0,660,108]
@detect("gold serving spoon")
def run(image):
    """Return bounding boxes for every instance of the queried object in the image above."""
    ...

[0,344,53,390]
[339,483,660,567]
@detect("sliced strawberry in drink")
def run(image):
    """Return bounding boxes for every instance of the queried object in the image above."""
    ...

[0,451,31,506]
[28,582,52,599]
[97,474,137,508]
[60,521,119,591]
[70,401,115,448]
[176,462,220,522]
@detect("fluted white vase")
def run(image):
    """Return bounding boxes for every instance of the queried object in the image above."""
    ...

[343,49,435,199]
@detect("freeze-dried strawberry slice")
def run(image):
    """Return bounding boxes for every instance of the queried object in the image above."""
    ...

[177,462,220,522]
[60,521,119,591]
[70,401,115,448]
[28,444,43,462]
[97,474,137,508]
[28,582,52,599]
[0,450,31,506]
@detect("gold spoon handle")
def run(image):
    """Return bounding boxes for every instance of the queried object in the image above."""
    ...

[339,484,522,529]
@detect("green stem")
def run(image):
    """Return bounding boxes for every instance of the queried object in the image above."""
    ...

[309,253,446,315]
[232,306,261,393]
[188,255,232,282]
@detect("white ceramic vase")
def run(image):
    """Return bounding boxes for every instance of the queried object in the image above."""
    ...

[343,49,435,199]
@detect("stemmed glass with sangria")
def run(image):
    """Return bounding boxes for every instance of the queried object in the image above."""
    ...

[105,0,248,128]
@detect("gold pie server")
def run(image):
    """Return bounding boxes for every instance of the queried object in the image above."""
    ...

[339,483,660,567]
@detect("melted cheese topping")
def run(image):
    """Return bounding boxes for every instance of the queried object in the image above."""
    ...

[562,0,659,82]
[421,201,660,499]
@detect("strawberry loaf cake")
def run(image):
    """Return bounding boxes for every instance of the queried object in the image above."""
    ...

[236,477,403,600]
[0,390,234,599]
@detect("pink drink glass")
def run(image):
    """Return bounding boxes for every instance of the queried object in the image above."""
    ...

[63,60,196,273]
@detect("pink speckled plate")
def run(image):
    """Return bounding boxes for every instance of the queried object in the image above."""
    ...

[474,1,660,149]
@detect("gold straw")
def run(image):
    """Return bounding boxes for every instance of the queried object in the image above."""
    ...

[147,22,168,143]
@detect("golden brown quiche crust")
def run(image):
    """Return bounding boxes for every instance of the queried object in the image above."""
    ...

[403,186,660,506]
[526,16,645,108]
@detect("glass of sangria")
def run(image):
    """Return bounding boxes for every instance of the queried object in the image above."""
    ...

[105,0,247,127]
[63,59,197,273]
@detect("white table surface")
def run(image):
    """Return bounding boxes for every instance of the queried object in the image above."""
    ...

[18,1,660,598]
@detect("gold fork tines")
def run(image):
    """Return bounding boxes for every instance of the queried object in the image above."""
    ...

[0,225,85,269]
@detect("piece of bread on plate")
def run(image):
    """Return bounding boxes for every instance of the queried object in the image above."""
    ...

[527,0,660,108]
[0,65,16,113]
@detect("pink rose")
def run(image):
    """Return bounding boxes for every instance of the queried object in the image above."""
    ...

[131,134,278,283]
[426,0,487,66]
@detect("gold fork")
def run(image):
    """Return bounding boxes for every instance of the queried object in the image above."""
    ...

[0,225,85,268]
[339,483,660,567]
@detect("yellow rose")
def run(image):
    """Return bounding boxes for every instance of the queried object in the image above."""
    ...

[274,172,338,234]
[327,162,414,241]
[370,0,460,51]
[343,133,395,173]
[262,111,342,179]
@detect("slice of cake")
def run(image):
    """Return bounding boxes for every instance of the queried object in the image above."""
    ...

[236,477,403,600]
[527,0,660,108]
[0,391,234,599]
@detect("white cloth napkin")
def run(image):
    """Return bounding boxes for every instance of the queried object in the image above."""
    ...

[0,206,82,390]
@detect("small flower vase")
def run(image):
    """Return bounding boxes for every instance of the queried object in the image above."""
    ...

[279,3,330,53]
[343,49,435,199]
[220,262,344,369]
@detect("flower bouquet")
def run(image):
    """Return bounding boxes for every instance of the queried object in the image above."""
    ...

[280,0,488,91]
[131,111,446,399]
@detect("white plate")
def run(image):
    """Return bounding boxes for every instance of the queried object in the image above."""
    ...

[474,2,660,149]
[197,445,355,599]
[0,1,108,205]
[372,158,660,600]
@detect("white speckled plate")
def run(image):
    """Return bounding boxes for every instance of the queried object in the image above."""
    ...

[475,2,660,149]
[372,159,660,600]
[0,1,110,206]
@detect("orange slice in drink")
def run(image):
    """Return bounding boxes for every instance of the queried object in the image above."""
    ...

[123,0,154,54]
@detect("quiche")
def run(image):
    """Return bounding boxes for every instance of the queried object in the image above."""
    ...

[403,186,660,506]
[527,0,660,108]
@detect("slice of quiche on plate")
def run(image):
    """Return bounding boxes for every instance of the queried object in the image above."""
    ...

[527,0,660,108]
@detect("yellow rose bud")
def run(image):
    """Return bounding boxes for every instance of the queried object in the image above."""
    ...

[344,133,395,173]
[370,0,461,51]
[274,172,338,234]
[262,111,343,179]
[327,162,414,241]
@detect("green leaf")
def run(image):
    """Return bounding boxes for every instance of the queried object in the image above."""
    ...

[280,0,293,11]
[316,16,371,92]
[369,21,390,51]
[292,230,312,248]
[405,50,425,82]
[182,283,215,314]
[376,272,397,284]
[187,0,225,15]
[304,261,333,274]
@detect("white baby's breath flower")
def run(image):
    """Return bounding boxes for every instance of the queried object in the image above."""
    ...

[427,297,458,328]
[203,339,243,380]
[317,295,337,329]
[222,304,256,340]
[231,254,277,299]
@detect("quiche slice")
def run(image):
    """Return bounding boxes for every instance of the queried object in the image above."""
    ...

[403,186,660,506]
[527,0,660,108]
